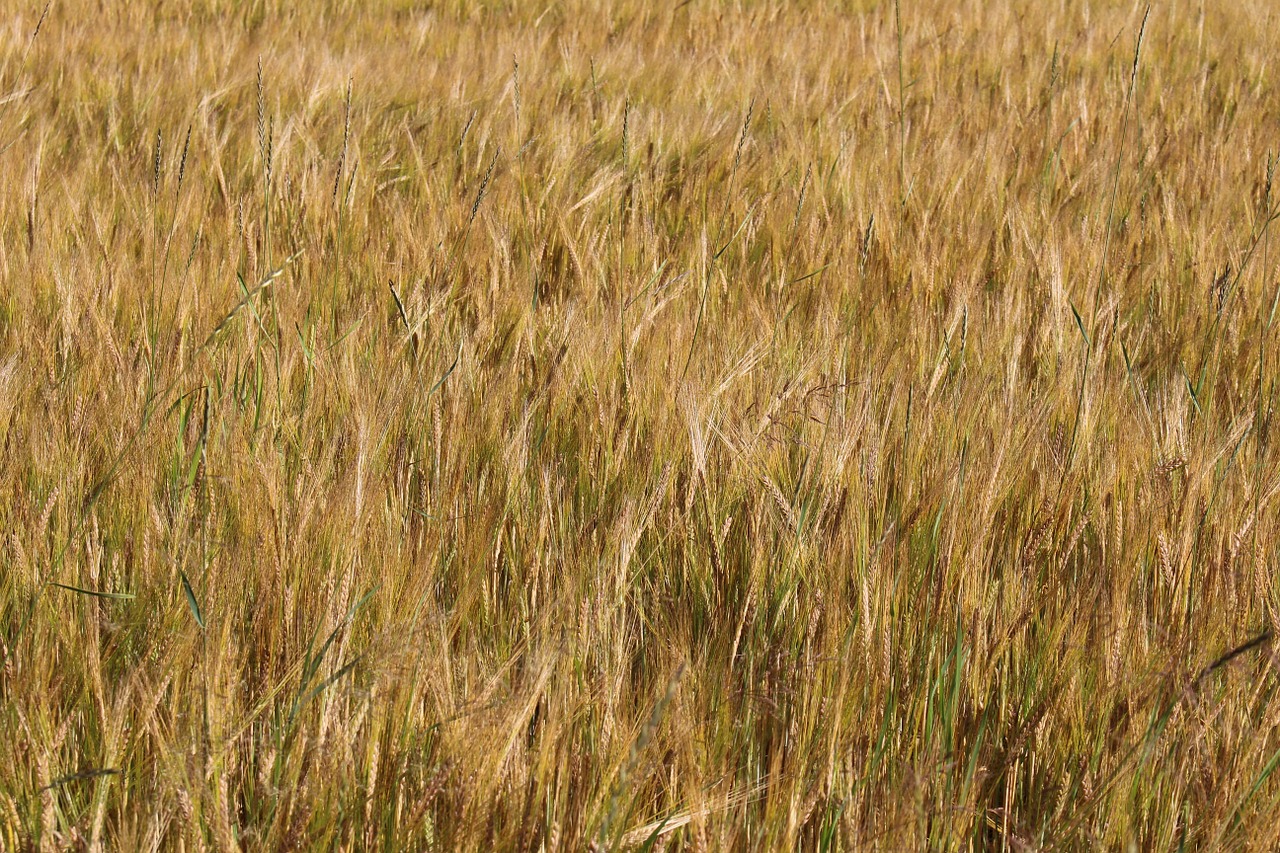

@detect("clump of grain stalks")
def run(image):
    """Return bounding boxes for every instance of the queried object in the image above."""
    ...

[3,1,1280,849]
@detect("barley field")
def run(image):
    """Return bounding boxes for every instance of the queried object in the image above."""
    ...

[2,0,1280,849]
